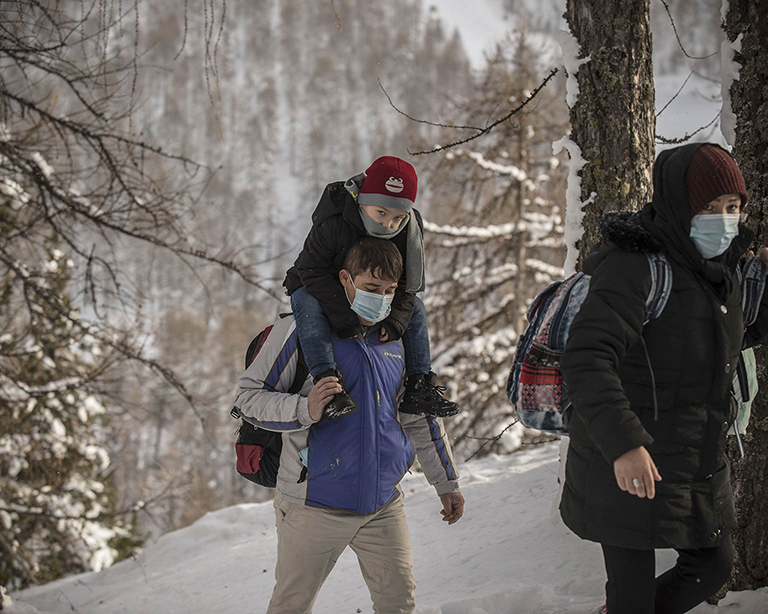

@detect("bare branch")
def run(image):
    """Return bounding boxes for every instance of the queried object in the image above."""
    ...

[330,0,344,31]
[464,418,520,462]
[656,69,694,118]
[655,111,720,144]
[379,79,485,132]
[406,68,560,155]
[657,0,718,61]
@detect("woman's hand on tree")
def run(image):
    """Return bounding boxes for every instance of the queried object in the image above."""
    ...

[746,247,768,266]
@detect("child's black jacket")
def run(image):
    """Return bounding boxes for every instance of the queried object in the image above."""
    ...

[284,181,424,340]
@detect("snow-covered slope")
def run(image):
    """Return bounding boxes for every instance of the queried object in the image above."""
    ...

[9,443,768,614]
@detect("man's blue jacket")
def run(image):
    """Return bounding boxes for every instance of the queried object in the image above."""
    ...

[234,316,459,514]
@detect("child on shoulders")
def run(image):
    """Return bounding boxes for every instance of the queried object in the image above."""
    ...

[284,156,459,419]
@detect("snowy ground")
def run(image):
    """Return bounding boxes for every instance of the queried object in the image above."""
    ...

[8,442,768,614]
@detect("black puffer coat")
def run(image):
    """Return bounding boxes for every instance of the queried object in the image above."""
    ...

[559,144,768,550]
[284,181,423,340]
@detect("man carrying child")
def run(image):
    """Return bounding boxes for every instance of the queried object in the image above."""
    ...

[235,237,464,614]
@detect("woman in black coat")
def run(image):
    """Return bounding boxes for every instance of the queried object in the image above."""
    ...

[560,143,768,614]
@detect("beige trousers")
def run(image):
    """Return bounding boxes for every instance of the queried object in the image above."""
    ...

[266,492,416,614]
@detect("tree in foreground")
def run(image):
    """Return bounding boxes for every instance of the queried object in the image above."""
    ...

[563,0,655,258]
[722,0,768,594]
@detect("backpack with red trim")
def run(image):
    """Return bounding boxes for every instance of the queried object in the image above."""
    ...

[506,252,672,435]
[230,319,308,487]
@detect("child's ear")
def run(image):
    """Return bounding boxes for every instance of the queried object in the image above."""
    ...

[339,269,349,285]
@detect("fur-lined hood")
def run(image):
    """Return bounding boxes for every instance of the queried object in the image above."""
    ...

[581,211,665,275]
[599,211,664,254]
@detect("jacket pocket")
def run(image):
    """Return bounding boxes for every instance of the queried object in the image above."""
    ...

[692,460,734,543]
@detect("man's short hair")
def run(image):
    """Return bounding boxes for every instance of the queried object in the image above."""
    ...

[343,238,403,282]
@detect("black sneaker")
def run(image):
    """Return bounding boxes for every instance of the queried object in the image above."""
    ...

[314,369,357,420]
[399,372,460,418]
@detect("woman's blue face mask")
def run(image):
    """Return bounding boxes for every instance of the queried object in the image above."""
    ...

[689,213,740,259]
[347,279,394,323]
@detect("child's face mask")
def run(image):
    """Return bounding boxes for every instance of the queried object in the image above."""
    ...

[346,278,394,324]
[689,213,740,259]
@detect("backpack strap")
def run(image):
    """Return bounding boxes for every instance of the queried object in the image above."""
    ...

[244,325,274,370]
[642,252,672,423]
[738,257,767,327]
[288,341,309,395]
[644,252,672,322]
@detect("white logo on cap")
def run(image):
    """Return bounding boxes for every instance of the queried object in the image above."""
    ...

[385,177,404,193]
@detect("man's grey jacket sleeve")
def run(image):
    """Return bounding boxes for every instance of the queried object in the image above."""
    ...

[400,414,460,496]
[233,319,316,431]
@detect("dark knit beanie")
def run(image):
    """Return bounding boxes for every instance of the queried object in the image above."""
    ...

[359,156,418,211]
[685,144,748,215]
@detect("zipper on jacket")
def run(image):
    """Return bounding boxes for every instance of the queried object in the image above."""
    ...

[639,337,659,422]
[361,334,384,508]
[358,334,382,512]
[357,336,369,511]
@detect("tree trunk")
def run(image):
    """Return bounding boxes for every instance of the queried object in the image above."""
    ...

[723,0,768,593]
[565,0,655,261]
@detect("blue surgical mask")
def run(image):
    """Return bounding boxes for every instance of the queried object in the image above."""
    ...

[346,279,394,323]
[689,213,740,259]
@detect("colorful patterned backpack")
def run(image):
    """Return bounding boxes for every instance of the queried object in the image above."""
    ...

[506,252,672,435]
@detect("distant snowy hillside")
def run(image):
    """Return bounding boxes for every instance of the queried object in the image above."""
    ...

[429,0,563,68]
[427,0,514,67]
[9,443,768,614]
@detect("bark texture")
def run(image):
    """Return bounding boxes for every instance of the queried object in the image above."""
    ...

[723,0,768,593]
[564,0,655,262]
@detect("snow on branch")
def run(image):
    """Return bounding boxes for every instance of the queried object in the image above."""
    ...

[467,152,527,182]
[423,216,554,239]
[525,258,564,279]
[424,220,522,238]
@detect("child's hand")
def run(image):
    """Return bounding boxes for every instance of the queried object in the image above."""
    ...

[379,327,389,342]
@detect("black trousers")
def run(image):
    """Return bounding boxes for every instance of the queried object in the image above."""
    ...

[601,536,733,614]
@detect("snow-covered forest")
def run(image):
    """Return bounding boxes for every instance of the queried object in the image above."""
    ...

[2,0,767,612]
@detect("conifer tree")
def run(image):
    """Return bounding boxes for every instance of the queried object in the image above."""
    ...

[424,33,567,455]
[0,224,139,587]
